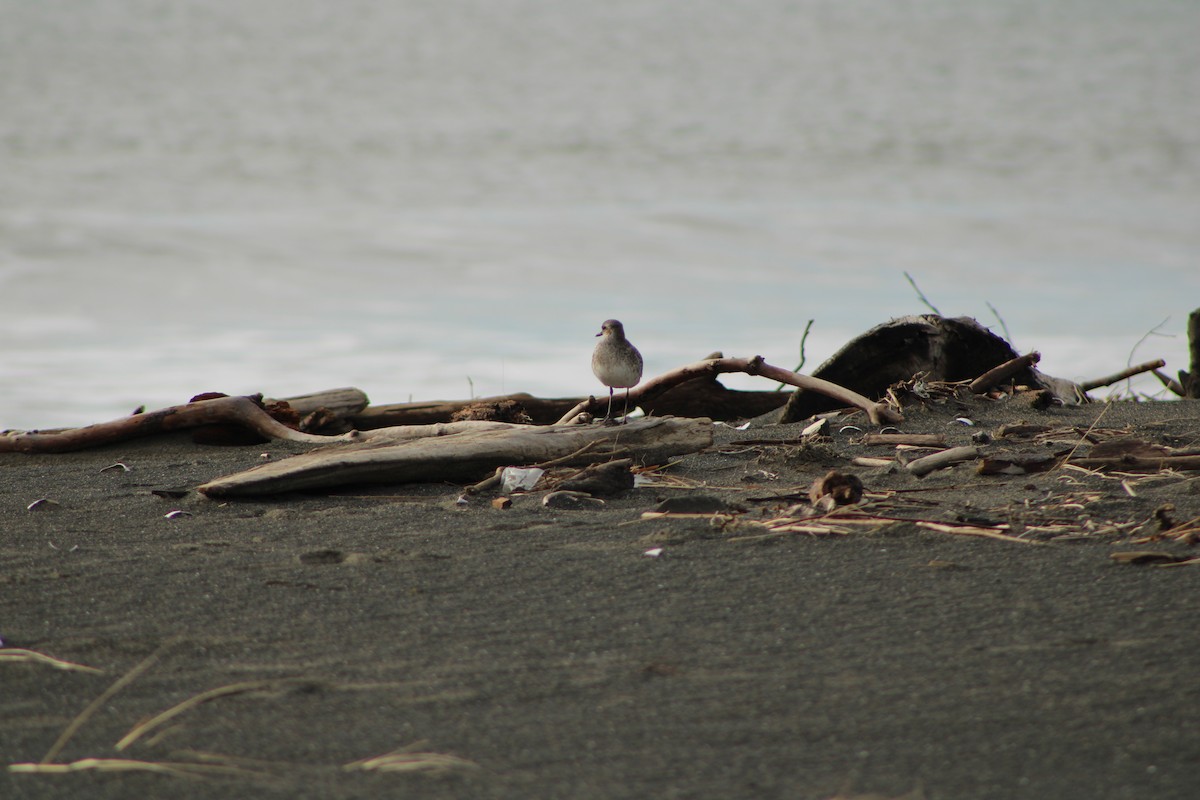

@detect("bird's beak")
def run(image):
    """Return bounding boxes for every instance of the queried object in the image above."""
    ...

[595,331,602,337]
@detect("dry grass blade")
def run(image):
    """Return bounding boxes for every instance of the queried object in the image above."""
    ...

[10,757,256,779]
[115,680,286,751]
[915,521,1043,545]
[41,642,172,764]
[344,748,479,774]
[0,649,103,674]
[1060,402,1112,468]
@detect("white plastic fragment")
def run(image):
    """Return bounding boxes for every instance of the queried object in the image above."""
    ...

[99,462,131,473]
[953,417,975,426]
[500,467,544,493]
[643,548,664,558]
[163,510,192,519]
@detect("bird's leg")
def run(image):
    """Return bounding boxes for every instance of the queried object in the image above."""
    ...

[605,387,615,421]
[622,388,631,423]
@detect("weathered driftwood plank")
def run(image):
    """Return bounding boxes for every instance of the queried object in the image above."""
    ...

[197,416,713,497]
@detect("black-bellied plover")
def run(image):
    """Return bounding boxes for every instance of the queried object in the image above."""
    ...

[592,319,643,423]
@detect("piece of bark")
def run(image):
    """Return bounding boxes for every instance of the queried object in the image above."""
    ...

[905,446,983,477]
[197,416,713,497]
[995,423,1052,439]
[556,356,901,426]
[1,395,354,454]
[450,399,534,424]
[556,459,636,497]
[543,491,606,510]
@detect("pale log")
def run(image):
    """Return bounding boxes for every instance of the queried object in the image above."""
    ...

[197,416,713,497]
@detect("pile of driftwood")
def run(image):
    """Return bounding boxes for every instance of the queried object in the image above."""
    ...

[3,314,1196,497]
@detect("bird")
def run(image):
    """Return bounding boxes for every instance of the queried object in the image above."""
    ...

[591,319,644,423]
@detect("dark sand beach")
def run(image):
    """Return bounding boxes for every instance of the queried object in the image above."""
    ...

[3,396,1199,799]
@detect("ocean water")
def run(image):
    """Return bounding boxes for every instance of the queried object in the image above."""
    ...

[2,0,1198,429]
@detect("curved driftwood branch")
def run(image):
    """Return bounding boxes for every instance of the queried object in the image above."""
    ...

[198,416,713,497]
[0,395,355,454]
[556,356,902,426]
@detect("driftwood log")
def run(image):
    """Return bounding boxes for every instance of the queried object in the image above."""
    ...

[556,356,903,426]
[351,383,789,428]
[0,394,357,454]
[197,416,713,498]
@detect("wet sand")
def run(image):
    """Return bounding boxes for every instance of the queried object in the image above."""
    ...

[3,396,1199,799]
